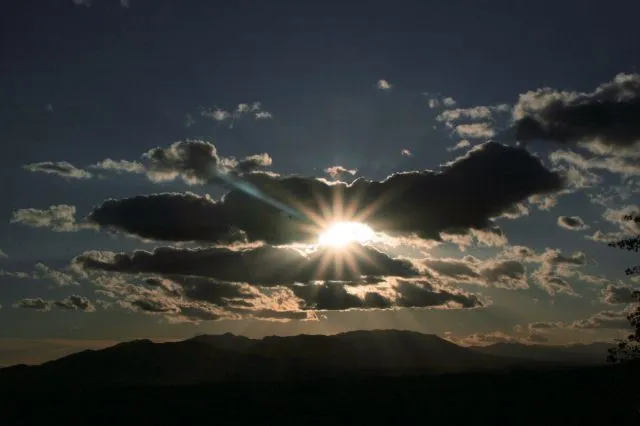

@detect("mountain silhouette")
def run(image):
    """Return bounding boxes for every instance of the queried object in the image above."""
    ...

[0,329,587,390]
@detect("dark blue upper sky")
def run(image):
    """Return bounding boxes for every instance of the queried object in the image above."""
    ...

[1,0,639,364]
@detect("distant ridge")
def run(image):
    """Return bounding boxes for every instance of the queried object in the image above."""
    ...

[0,330,613,390]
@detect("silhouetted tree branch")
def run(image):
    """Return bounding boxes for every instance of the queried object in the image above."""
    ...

[607,214,640,363]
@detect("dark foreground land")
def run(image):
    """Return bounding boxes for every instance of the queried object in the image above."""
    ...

[1,331,639,425]
[3,364,640,426]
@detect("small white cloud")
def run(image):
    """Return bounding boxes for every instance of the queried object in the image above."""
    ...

[255,111,273,120]
[324,166,357,180]
[72,0,92,7]
[201,108,230,121]
[442,97,457,107]
[236,103,250,114]
[120,0,130,7]
[376,79,393,90]
[455,123,495,139]
[46,104,53,112]
[401,149,413,157]
[447,140,471,152]
[0,249,7,259]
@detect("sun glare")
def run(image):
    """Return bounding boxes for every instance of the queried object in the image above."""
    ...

[318,222,376,247]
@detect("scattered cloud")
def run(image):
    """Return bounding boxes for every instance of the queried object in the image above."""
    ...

[376,79,393,90]
[200,102,272,127]
[600,284,638,304]
[142,140,272,185]
[254,111,273,119]
[324,166,357,180]
[1,262,78,286]
[120,0,130,8]
[588,205,640,242]
[443,97,457,107]
[528,194,558,211]
[550,149,640,177]
[421,254,528,290]
[448,139,471,152]
[400,149,413,157]
[14,298,52,311]
[455,123,496,139]
[426,95,456,109]
[0,249,7,259]
[14,295,95,312]
[570,310,630,330]
[23,161,92,179]
[514,73,640,156]
[436,104,510,126]
[10,205,96,233]
[54,295,96,312]
[557,216,589,231]
[501,246,594,296]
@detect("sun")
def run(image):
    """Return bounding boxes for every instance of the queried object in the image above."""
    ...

[318,221,376,247]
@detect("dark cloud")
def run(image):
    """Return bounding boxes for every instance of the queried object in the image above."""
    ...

[88,142,564,245]
[87,192,241,243]
[23,161,92,179]
[514,73,640,154]
[72,244,420,285]
[557,216,589,231]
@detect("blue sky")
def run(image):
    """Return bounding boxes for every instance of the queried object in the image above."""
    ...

[1,0,640,365]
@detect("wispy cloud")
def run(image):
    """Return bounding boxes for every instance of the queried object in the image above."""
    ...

[23,161,92,179]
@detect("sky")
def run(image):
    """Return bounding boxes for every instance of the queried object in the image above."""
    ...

[1,0,640,365]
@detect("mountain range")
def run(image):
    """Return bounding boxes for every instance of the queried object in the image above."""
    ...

[0,330,613,389]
